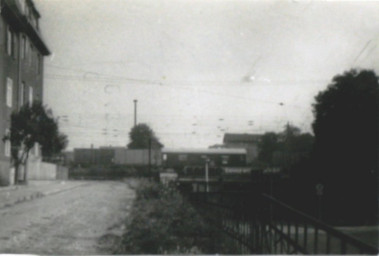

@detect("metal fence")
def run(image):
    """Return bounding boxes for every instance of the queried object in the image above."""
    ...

[188,190,378,254]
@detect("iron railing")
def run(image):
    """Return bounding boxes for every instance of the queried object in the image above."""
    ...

[188,190,378,254]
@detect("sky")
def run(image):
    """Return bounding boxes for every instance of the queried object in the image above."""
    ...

[33,0,379,150]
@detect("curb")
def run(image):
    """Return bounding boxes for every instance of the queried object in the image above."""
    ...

[0,182,88,210]
[0,191,44,210]
[42,182,89,196]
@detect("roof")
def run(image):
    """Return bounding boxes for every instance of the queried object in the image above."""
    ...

[2,0,50,55]
[162,148,247,155]
[223,133,262,144]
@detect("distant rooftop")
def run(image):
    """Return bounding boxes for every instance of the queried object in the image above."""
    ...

[162,148,247,155]
[223,133,262,144]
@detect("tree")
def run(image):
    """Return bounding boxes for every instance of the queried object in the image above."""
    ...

[2,101,68,184]
[258,132,278,165]
[311,69,378,224]
[128,123,163,149]
[258,125,314,167]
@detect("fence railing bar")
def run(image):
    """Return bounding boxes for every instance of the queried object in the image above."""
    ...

[304,222,308,251]
[262,193,378,254]
[341,240,347,255]
[314,226,319,254]
[268,223,308,254]
[189,191,379,255]
[274,221,278,253]
[202,209,256,253]
[326,233,331,254]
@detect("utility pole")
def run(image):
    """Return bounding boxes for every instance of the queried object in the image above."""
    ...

[205,159,209,192]
[133,99,137,127]
[148,137,151,177]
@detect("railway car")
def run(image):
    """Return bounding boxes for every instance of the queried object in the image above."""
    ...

[162,148,248,180]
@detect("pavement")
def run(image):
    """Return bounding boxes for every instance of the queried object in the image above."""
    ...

[0,181,134,254]
[0,180,88,209]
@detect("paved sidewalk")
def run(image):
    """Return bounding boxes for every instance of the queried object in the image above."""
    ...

[0,180,88,209]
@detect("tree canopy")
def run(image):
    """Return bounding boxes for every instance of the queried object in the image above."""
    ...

[127,123,163,149]
[2,101,68,183]
[257,132,278,165]
[312,69,378,175]
[311,69,378,224]
[257,124,314,168]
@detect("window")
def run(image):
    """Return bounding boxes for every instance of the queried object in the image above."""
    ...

[28,85,33,105]
[6,28,18,59]
[20,35,26,59]
[16,0,26,14]
[4,129,10,157]
[178,154,188,161]
[221,155,230,165]
[6,78,13,107]
[12,32,18,59]
[20,82,25,107]
[37,54,41,74]
[7,27,12,56]
[24,37,29,60]
[29,43,33,65]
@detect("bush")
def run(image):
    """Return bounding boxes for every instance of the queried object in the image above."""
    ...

[119,180,215,254]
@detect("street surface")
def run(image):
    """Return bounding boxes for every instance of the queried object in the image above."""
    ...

[0,181,135,254]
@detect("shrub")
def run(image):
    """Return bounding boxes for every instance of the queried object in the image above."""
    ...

[120,180,215,254]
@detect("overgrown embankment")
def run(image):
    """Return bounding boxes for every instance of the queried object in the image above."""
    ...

[118,179,218,254]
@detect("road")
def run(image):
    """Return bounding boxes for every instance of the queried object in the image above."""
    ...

[0,181,135,254]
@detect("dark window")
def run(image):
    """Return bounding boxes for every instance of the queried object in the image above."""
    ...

[178,154,188,161]
[6,27,12,56]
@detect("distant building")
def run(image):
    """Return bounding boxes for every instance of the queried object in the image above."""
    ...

[114,148,162,166]
[0,0,50,185]
[72,146,162,167]
[73,147,115,166]
[223,133,262,164]
[62,151,74,165]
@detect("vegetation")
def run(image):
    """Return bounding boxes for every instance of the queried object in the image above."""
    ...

[119,180,216,254]
[310,69,378,224]
[68,165,159,180]
[257,124,314,169]
[2,101,67,184]
[255,69,378,225]
[127,123,163,149]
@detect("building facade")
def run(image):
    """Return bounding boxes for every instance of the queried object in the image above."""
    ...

[73,147,116,167]
[223,133,262,164]
[71,147,162,167]
[0,0,50,185]
[162,148,247,170]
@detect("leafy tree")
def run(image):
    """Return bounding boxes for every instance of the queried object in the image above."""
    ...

[2,101,68,184]
[258,132,278,165]
[311,69,378,224]
[127,123,163,149]
[120,180,216,254]
[258,125,313,167]
[280,123,301,151]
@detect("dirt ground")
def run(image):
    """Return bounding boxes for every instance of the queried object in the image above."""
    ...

[0,180,135,254]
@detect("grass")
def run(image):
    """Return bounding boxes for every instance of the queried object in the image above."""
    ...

[118,179,217,254]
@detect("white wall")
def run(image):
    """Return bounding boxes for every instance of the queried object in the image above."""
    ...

[27,157,57,180]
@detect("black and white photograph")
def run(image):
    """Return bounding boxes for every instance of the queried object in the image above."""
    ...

[0,0,378,254]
